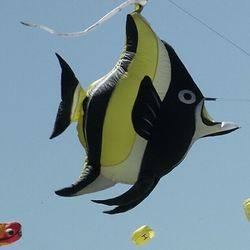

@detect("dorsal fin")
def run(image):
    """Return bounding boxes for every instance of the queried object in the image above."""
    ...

[50,53,86,139]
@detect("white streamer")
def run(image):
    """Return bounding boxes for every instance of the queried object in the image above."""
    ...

[21,0,149,37]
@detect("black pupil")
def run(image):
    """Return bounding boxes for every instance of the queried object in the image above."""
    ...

[7,230,14,236]
[184,93,192,100]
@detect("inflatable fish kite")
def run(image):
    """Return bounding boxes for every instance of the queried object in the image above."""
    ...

[51,6,239,214]
[243,198,250,221]
[131,225,155,246]
[0,222,22,246]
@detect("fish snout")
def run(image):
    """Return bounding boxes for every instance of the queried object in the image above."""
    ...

[194,98,239,138]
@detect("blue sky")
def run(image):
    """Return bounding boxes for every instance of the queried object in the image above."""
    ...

[1,0,250,249]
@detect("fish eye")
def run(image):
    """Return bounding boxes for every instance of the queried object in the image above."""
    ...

[178,90,196,104]
[5,228,15,236]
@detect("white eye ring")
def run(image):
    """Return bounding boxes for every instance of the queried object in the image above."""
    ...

[6,228,15,236]
[178,90,196,104]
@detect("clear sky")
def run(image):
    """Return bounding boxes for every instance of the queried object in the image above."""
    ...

[1,1,250,249]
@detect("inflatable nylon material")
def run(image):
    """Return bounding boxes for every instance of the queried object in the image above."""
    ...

[51,10,238,214]
[0,222,22,246]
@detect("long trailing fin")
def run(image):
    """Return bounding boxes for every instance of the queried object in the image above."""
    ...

[21,0,149,37]
[50,53,86,139]
[92,177,159,214]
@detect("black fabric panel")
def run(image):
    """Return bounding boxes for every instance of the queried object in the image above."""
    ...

[161,40,204,99]
[56,53,79,102]
[126,14,138,53]
[50,53,79,139]
[97,177,160,214]
[138,40,205,179]
[132,75,162,140]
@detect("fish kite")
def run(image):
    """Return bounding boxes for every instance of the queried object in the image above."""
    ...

[131,225,155,246]
[50,4,239,214]
[0,222,22,246]
[243,198,250,221]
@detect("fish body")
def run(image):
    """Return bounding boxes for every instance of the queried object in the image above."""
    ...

[0,222,22,246]
[51,10,238,214]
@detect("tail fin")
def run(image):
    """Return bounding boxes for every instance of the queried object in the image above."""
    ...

[50,53,86,139]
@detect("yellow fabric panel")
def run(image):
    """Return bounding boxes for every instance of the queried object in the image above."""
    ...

[101,13,159,166]
[77,110,87,149]
[71,84,87,149]
[71,84,86,122]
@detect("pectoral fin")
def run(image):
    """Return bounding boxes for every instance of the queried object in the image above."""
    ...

[132,76,161,140]
[50,53,86,139]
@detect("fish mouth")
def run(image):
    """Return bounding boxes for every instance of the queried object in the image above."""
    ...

[13,226,22,239]
[196,98,239,138]
[18,229,22,238]
[201,98,220,127]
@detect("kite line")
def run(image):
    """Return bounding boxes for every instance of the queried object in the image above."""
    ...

[167,0,250,57]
